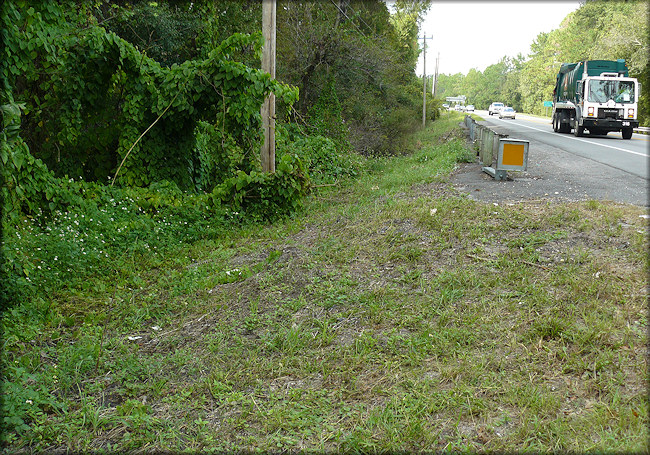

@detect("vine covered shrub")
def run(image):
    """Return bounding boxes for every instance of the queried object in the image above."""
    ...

[54,30,297,189]
[209,152,310,222]
[2,1,298,190]
[1,1,321,221]
[276,123,363,185]
[306,79,351,152]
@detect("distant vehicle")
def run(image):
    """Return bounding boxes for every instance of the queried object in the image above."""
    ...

[442,103,450,110]
[454,104,463,111]
[488,102,504,116]
[466,105,475,112]
[499,106,516,119]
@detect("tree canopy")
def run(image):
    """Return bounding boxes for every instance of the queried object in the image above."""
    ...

[434,0,648,125]
[1,0,432,224]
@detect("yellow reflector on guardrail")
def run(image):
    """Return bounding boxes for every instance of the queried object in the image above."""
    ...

[497,139,528,171]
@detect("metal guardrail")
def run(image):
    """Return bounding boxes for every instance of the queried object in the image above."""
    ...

[464,112,644,177]
[464,115,508,168]
[464,115,531,180]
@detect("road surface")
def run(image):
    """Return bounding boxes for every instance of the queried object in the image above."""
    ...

[452,110,649,207]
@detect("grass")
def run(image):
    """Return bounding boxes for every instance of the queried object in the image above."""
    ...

[2,112,648,452]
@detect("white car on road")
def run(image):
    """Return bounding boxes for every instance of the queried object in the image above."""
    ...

[499,106,516,119]
[488,102,504,116]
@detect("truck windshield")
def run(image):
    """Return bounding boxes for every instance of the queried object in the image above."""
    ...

[587,80,635,104]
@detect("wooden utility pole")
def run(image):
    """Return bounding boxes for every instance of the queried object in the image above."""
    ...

[419,35,432,128]
[261,0,276,173]
[433,52,439,97]
[422,35,427,128]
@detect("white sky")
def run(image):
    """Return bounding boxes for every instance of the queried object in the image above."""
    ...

[416,1,582,76]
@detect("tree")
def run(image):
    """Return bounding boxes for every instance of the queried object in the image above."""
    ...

[433,0,648,124]
[276,0,432,154]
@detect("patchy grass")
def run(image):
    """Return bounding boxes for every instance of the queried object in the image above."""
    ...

[2,113,648,452]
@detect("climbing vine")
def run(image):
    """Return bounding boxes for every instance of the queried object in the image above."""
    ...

[1,0,308,222]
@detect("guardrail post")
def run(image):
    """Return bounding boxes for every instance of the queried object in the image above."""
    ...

[481,128,490,163]
[485,130,494,167]
[492,132,500,167]
[479,128,485,164]
[478,127,485,163]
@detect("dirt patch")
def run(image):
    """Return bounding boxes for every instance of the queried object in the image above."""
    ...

[118,131,649,451]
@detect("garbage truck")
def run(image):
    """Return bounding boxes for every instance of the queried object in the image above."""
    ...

[551,59,639,139]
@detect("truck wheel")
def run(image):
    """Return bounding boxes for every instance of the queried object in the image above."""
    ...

[558,112,571,133]
[574,125,585,137]
[552,115,558,132]
[622,127,633,139]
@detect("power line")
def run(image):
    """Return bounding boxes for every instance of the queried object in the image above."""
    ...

[329,0,372,43]
[344,2,374,32]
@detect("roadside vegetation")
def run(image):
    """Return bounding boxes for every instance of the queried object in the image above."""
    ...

[2,0,647,452]
[2,112,648,452]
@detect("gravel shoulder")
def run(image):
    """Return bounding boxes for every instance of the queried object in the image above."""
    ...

[450,123,649,208]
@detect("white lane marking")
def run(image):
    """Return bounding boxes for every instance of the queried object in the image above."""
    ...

[521,116,649,142]
[493,118,649,158]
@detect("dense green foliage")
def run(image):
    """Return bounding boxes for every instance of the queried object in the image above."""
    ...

[2,2,298,183]
[2,0,437,440]
[435,0,648,125]
[1,112,647,451]
[278,0,432,154]
[0,0,434,350]
[2,0,431,227]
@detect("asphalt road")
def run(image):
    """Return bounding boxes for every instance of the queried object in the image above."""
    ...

[451,110,649,207]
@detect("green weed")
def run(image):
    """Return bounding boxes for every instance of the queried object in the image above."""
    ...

[2,117,647,453]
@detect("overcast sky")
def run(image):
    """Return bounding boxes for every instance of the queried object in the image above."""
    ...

[416,1,583,76]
